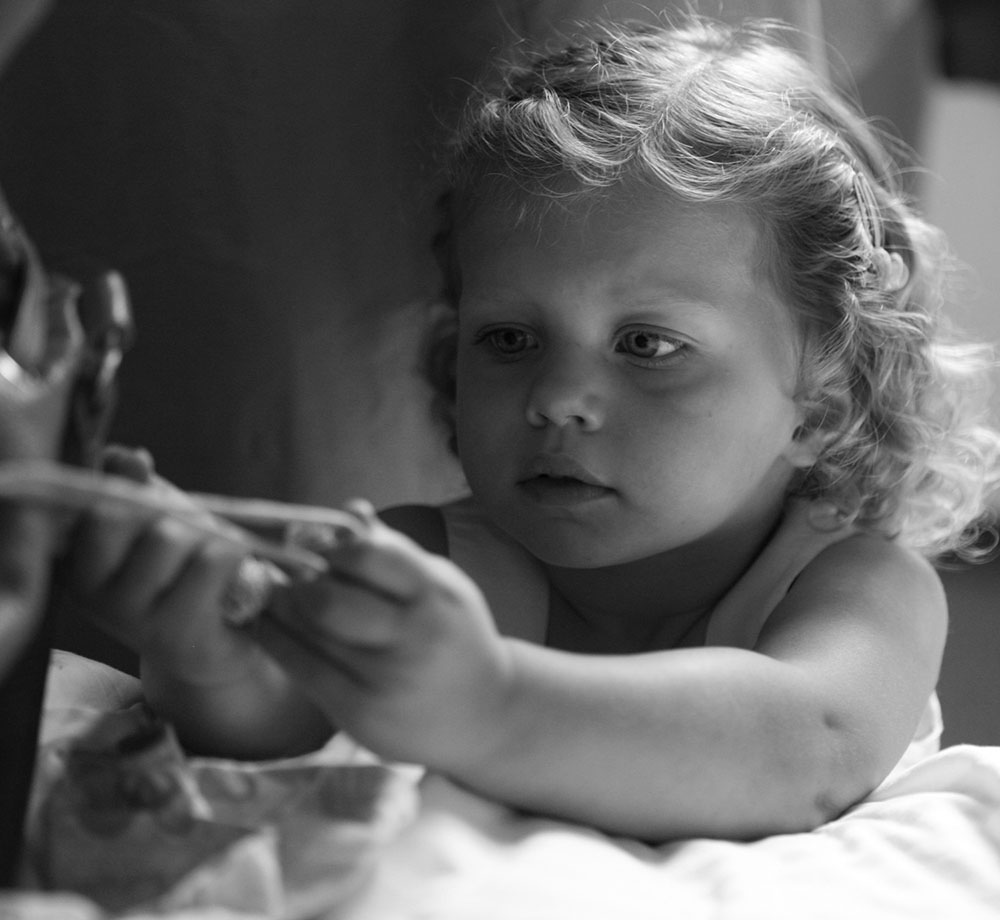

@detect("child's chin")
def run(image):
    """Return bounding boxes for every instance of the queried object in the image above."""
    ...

[516,530,633,570]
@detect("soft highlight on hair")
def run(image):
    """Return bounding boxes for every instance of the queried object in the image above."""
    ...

[429,14,1000,560]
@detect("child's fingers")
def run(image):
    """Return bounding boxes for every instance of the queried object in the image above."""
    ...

[319,501,437,603]
[274,575,407,649]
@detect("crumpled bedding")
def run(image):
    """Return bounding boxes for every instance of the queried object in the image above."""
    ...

[351,744,1000,920]
[10,661,421,920]
[5,653,1000,920]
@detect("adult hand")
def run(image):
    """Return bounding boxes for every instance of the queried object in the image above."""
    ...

[61,447,264,688]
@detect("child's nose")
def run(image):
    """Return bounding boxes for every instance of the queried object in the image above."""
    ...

[525,353,604,431]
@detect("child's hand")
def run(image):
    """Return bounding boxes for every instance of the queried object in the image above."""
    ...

[61,446,261,687]
[256,501,512,769]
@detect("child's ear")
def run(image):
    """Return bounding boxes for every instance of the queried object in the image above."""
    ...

[784,425,828,469]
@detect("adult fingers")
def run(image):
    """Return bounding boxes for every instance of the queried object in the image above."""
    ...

[103,517,210,610]
[252,601,368,709]
[64,504,155,596]
[101,444,156,483]
[137,541,251,675]
[148,534,245,624]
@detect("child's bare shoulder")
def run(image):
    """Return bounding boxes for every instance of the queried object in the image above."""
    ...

[785,531,947,646]
[804,532,942,598]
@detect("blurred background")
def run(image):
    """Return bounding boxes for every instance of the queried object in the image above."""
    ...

[0,0,996,743]
[919,2,1000,746]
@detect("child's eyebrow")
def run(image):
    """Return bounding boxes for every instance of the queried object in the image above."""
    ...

[622,291,721,311]
[610,284,728,317]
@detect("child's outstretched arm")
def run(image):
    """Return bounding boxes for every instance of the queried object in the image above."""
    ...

[262,506,946,840]
[60,448,332,758]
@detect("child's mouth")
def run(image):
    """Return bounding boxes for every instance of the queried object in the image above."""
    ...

[519,475,614,506]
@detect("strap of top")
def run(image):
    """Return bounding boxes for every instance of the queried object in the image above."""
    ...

[705,500,858,649]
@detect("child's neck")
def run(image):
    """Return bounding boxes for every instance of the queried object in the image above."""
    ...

[542,516,779,654]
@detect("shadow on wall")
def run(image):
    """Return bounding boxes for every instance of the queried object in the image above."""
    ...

[0,0,493,507]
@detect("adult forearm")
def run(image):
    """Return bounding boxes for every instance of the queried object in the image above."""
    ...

[449,641,861,840]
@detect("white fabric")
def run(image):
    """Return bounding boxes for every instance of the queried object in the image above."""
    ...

[12,651,998,920]
[345,744,1000,920]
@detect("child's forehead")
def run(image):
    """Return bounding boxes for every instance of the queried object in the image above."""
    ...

[454,177,770,277]
[453,179,798,332]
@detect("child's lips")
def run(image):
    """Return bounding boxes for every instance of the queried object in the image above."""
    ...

[517,456,614,505]
[519,475,614,505]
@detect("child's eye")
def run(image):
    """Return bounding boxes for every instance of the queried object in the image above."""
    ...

[614,328,685,365]
[475,326,539,358]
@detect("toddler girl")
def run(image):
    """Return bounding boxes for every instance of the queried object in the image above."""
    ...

[61,15,1000,840]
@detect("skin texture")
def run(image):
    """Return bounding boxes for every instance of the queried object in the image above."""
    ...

[59,183,947,839]
[453,185,818,647]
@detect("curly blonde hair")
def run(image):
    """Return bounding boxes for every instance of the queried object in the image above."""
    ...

[428,15,1000,560]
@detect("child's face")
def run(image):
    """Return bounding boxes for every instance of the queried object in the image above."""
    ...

[453,181,811,568]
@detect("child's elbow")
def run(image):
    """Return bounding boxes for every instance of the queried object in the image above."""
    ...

[799,733,896,835]
[731,788,850,841]
[739,716,885,839]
